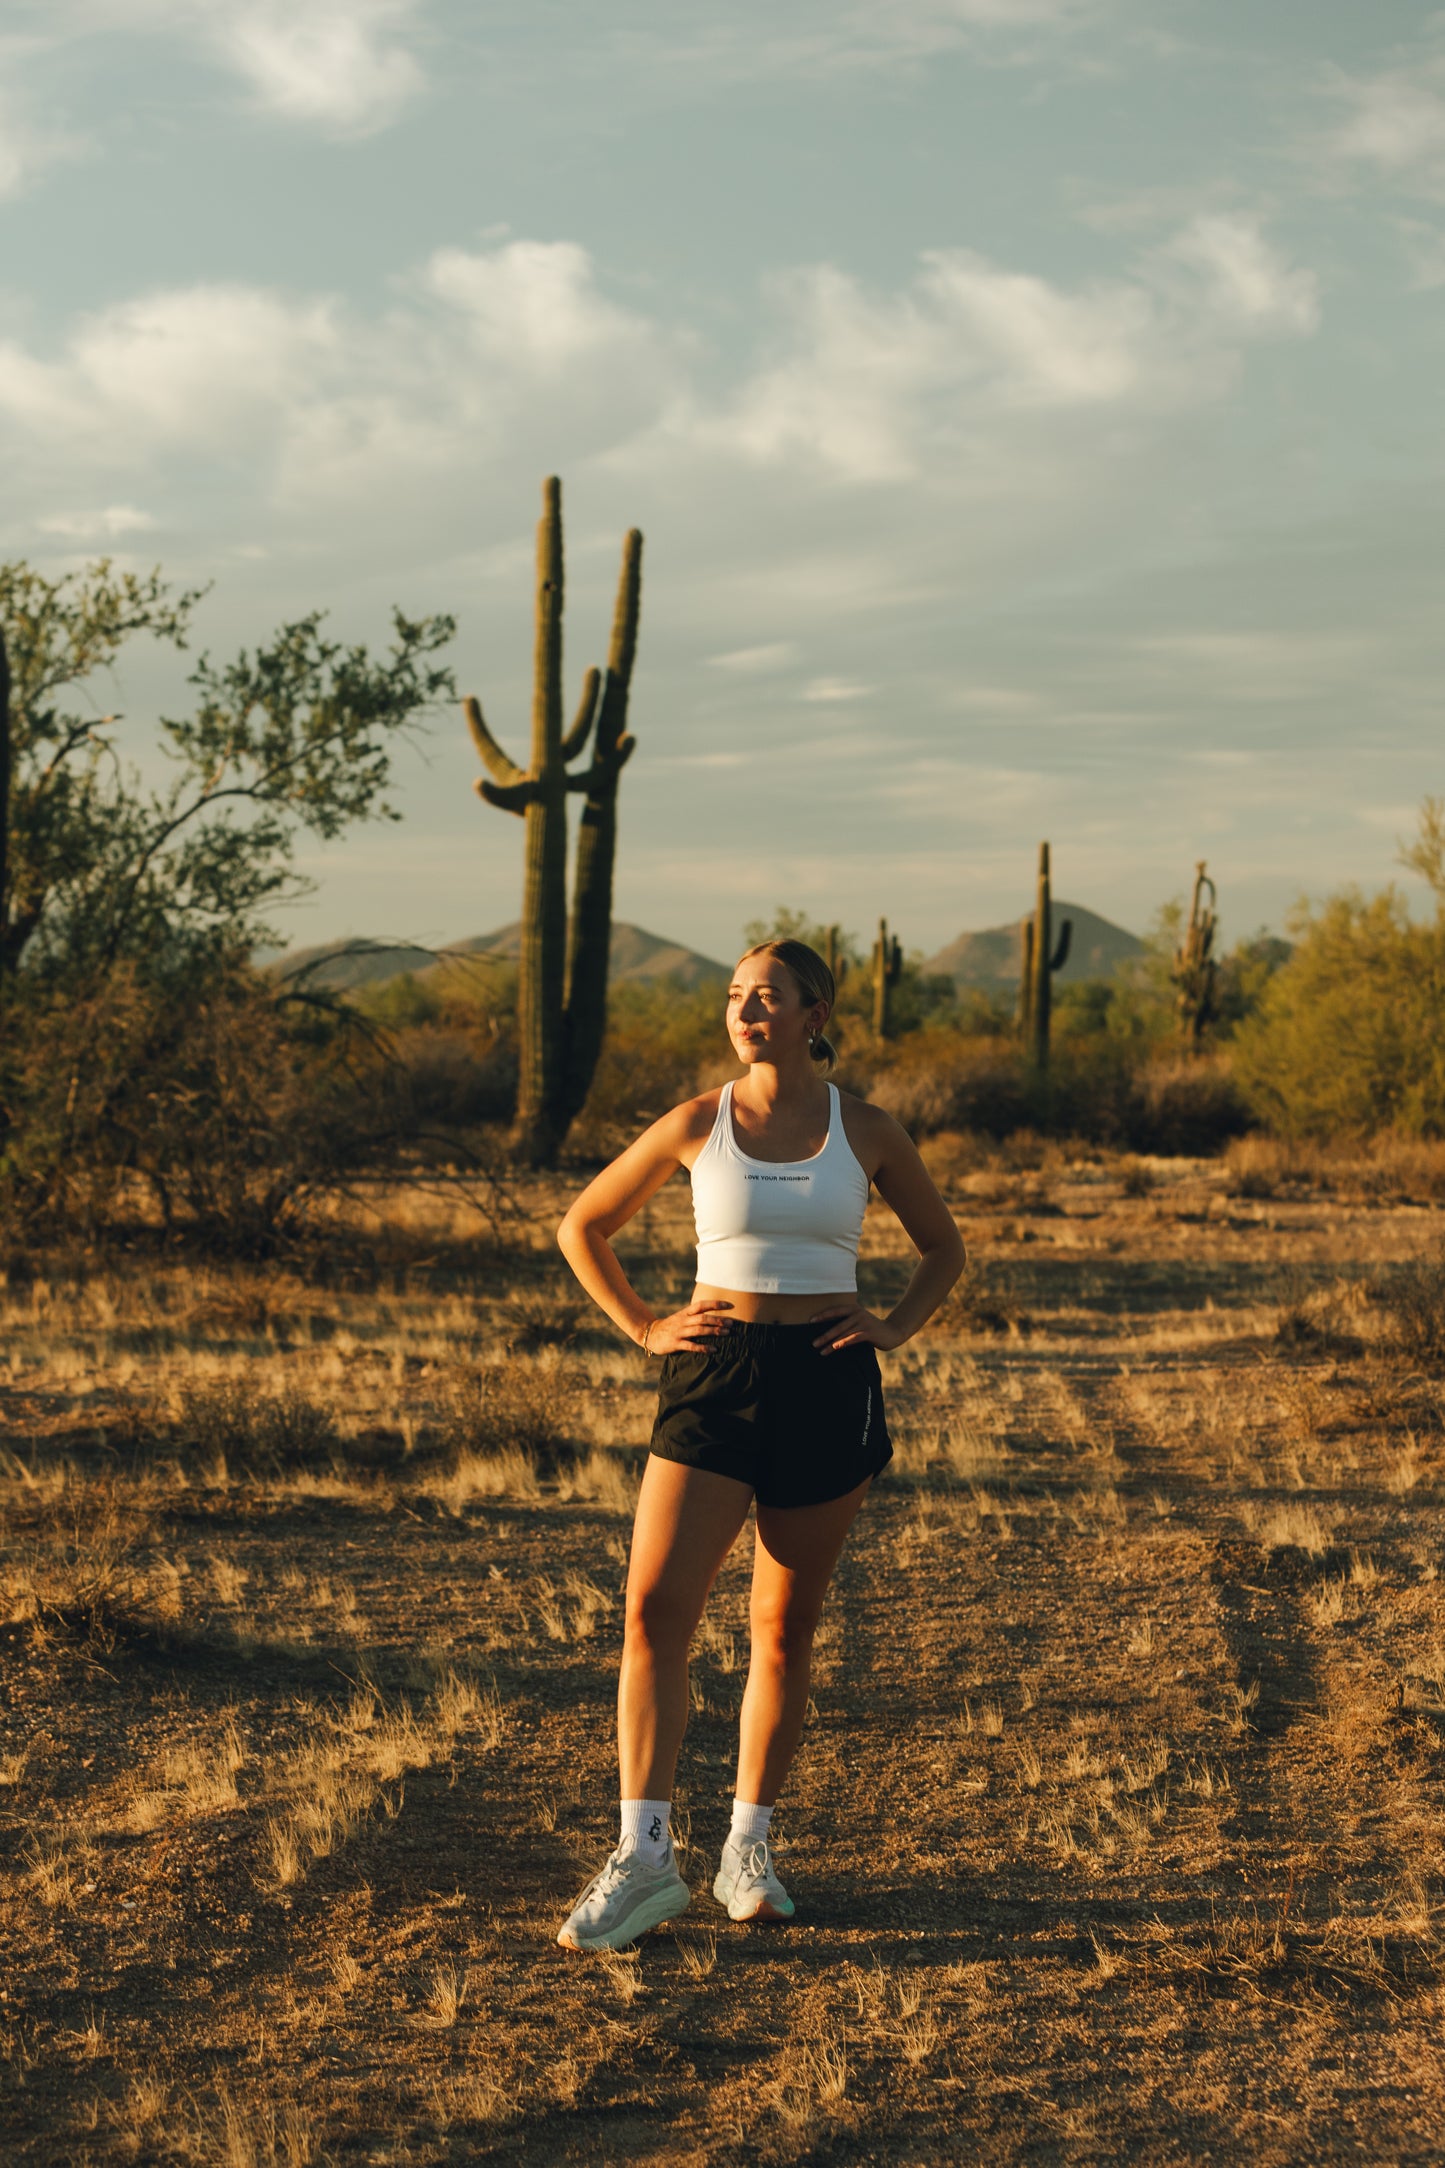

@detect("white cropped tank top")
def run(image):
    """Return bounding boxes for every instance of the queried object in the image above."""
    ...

[690,1080,870,1295]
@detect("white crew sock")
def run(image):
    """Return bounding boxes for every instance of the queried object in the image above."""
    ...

[728,1799,774,1850]
[619,1798,672,1866]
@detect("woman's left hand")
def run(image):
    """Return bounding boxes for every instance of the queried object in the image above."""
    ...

[809,1304,906,1353]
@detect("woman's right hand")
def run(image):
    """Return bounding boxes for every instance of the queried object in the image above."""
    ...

[644,1299,734,1354]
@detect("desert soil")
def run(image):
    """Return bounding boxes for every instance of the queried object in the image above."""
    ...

[2,1146,1444,2165]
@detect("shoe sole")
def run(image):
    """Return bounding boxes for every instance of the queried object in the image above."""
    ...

[556,1882,691,1952]
[713,1875,795,1923]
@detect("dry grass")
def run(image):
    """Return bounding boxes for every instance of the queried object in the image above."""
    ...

[3,1152,1445,2163]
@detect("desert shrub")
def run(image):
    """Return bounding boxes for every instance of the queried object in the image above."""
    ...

[439,1363,581,1469]
[174,1380,340,1467]
[1373,1250,1445,1365]
[864,1031,1030,1138]
[1351,1136,1445,1203]
[1128,1055,1252,1156]
[1233,887,1445,1139]
[353,960,519,1127]
[1273,1273,1365,1357]
[389,1024,518,1126]
[1224,1136,1329,1198]
[0,962,424,1247]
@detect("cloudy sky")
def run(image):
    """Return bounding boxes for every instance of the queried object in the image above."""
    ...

[4,1,1441,963]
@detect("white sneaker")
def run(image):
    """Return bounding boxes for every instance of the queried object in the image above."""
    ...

[713,1835,796,1922]
[556,1837,691,1951]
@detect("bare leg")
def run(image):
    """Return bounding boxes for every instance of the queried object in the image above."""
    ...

[734,1476,873,1807]
[619,1457,754,1800]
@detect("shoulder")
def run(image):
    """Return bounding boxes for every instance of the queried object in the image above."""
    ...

[657,1085,727,1167]
[833,1086,914,1180]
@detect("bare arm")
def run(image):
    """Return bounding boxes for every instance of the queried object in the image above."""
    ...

[556,1102,733,1353]
[812,1110,967,1352]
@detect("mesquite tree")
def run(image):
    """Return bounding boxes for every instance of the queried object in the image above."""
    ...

[1172,860,1219,1048]
[464,477,642,1167]
[0,560,452,989]
[0,557,456,1228]
[1017,842,1072,1070]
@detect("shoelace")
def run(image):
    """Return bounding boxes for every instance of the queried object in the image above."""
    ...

[578,1847,633,1905]
[735,1839,777,1886]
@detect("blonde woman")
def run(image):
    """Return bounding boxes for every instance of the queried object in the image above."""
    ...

[554,938,966,1948]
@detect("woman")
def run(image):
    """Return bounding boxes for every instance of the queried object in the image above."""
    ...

[554,937,966,1949]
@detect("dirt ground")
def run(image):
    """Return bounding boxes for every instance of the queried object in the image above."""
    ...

[3,1141,1444,2165]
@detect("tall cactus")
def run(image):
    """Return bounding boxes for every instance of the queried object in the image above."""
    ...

[871,917,902,1040]
[823,924,850,990]
[464,477,642,1167]
[1018,842,1072,1070]
[1172,860,1218,1049]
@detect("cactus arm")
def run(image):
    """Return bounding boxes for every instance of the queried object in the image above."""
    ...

[463,696,527,790]
[476,775,535,817]
[560,667,601,763]
[1051,919,1072,974]
[565,734,635,796]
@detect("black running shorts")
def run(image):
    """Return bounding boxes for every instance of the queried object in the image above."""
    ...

[648,1319,893,1509]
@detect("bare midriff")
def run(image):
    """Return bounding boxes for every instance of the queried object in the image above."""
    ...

[690,1282,858,1324]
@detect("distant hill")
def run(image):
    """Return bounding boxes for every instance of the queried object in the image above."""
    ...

[923,902,1146,990]
[271,921,730,994]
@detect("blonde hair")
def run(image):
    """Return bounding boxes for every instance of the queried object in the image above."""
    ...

[735,939,838,1072]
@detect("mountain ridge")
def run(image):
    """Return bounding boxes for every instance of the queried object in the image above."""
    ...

[272,902,1147,997]
[922,902,1145,989]
[271,921,732,993]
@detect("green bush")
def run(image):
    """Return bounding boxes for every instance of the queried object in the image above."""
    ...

[1233,888,1445,1138]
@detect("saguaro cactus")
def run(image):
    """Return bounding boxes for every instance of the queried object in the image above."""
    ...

[871,917,902,1040]
[1172,860,1218,1049]
[1018,843,1072,1070]
[823,925,850,990]
[464,477,642,1167]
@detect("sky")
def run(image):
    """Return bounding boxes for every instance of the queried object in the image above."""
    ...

[3,1,1442,965]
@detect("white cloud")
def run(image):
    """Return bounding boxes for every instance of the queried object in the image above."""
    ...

[0,224,1322,599]
[0,284,338,448]
[0,41,86,198]
[802,677,871,702]
[39,503,156,538]
[706,643,800,672]
[1335,74,1445,179]
[1160,215,1320,334]
[207,0,425,132]
[421,240,655,377]
[1323,34,1445,197]
[638,215,1318,483]
[40,1,427,136]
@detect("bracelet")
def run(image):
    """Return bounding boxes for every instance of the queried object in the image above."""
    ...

[641,1318,657,1355]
